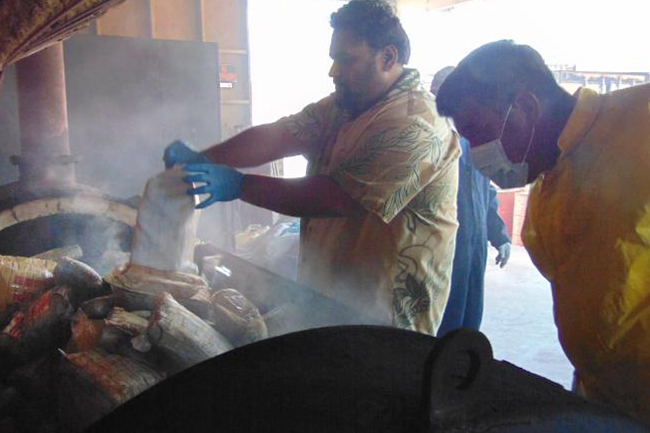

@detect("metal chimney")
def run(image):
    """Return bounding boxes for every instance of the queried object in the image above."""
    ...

[11,42,79,190]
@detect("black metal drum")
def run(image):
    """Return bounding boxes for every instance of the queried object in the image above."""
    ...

[88,326,646,432]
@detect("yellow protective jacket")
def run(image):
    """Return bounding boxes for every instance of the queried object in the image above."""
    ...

[523,84,650,423]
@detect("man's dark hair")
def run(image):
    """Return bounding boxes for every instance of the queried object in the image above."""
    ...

[330,0,410,65]
[436,40,562,117]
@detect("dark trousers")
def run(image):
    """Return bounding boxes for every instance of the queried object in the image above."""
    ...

[437,244,486,336]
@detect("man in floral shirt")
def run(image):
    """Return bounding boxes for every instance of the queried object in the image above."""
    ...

[164,0,459,334]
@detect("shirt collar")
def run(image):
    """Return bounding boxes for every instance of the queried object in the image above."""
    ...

[382,68,422,102]
[338,69,422,120]
[557,87,601,158]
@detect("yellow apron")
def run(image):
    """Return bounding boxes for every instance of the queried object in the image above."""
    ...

[523,84,650,423]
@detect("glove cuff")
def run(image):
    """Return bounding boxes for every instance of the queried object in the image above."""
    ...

[231,169,244,200]
[196,152,210,165]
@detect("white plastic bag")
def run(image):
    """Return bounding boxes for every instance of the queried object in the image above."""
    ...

[236,220,299,280]
[130,167,200,273]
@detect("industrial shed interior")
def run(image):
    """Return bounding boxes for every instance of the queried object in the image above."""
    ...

[0,0,648,431]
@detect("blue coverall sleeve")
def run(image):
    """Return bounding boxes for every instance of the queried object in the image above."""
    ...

[486,185,510,248]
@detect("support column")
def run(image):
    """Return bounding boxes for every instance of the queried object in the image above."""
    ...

[14,43,78,189]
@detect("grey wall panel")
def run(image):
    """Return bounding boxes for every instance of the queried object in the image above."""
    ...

[0,66,21,185]
[63,33,221,199]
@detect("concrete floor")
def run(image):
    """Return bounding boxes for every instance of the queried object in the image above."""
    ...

[482,245,574,390]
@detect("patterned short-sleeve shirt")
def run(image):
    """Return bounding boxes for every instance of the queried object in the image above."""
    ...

[278,69,459,334]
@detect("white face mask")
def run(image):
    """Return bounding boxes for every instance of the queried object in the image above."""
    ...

[469,105,535,189]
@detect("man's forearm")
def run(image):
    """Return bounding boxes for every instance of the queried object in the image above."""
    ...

[201,123,306,168]
[239,174,366,218]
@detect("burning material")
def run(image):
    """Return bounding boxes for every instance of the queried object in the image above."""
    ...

[80,294,118,320]
[106,264,209,301]
[143,293,232,370]
[0,168,273,431]
[211,288,267,346]
[68,310,104,353]
[0,254,260,430]
[17,287,74,347]
[0,256,57,314]
[53,257,103,293]
[33,245,83,262]
[105,264,216,323]
[57,349,164,431]
[105,308,148,337]
[0,286,74,374]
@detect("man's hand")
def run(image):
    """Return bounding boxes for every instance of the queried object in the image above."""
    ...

[495,243,511,268]
[164,140,208,169]
[183,163,244,209]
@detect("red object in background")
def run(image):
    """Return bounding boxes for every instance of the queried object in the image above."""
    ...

[497,188,530,246]
[511,190,530,247]
[497,190,515,240]
[219,65,237,84]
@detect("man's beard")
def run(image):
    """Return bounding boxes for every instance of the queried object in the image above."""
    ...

[333,64,377,116]
[334,85,357,112]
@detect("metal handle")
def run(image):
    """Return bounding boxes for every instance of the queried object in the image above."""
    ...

[423,328,494,427]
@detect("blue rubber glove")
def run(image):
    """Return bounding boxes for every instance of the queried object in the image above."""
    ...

[183,163,244,209]
[163,140,209,169]
[495,243,511,268]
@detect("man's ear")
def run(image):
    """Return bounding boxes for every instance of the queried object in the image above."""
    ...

[380,45,399,71]
[514,91,541,125]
